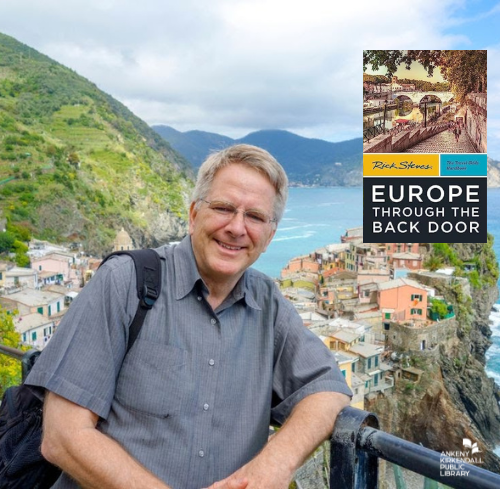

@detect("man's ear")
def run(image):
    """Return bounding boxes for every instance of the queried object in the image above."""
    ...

[188,201,198,236]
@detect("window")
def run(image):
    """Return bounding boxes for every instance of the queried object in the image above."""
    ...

[385,312,391,320]
[31,332,37,342]
[367,358,372,369]
[341,369,347,379]
[411,294,423,301]
[411,308,423,315]
[375,356,379,367]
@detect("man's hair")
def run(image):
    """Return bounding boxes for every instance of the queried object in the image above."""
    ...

[191,144,289,223]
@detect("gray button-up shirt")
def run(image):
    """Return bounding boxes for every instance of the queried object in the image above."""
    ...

[26,236,352,488]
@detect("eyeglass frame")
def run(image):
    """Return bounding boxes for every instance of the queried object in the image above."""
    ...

[198,198,277,226]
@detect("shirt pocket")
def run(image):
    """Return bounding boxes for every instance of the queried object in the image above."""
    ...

[115,339,186,418]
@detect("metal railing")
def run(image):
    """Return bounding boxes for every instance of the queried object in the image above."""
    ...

[0,344,40,382]
[363,124,386,142]
[330,406,500,489]
[2,345,500,489]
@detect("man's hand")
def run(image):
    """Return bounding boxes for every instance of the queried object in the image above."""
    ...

[208,451,293,489]
[208,391,350,489]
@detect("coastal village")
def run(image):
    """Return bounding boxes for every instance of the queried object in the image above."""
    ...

[278,226,464,411]
[0,225,468,413]
[0,228,133,350]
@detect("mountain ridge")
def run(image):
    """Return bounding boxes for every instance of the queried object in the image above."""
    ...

[153,125,363,186]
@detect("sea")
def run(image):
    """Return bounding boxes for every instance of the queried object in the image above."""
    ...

[252,186,500,455]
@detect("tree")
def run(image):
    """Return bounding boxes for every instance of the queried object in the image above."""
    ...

[363,50,486,104]
[67,151,80,167]
[439,50,487,102]
[363,50,443,78]
[424,255,444,272]
[429,298,449,320]
[0,307,25,397]
[0,231,15,253]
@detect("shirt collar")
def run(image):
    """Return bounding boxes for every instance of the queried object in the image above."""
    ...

[173,236,261,310]
[173,236,203,300]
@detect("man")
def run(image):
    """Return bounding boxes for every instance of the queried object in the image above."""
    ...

[26,144,352,488]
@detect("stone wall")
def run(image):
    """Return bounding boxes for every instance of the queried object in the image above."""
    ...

[363,134,392,153]
[364,123,449,154]
[407,272,453,288]
[408,272,471,299]
[386,317,457,353]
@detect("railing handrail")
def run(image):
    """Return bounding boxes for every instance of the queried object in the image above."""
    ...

[0,344,25,361]
[331,406,500,489]
[0,345,41,381]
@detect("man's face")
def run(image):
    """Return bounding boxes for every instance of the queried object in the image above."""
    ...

[189,163,277,289]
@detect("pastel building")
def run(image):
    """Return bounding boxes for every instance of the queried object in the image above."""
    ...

[15,313,55,349]
[31,251,79,287]
[377,278,428,325]
[0,289,65,318]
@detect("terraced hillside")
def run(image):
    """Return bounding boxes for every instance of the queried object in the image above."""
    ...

[0,33,193,256]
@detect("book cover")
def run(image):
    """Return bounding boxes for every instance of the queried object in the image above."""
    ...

[362,50,487,243]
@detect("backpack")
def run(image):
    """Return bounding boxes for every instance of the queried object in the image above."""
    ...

[0,249,162,489]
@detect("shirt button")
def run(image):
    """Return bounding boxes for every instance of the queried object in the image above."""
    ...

[209,359,215,366]
[211,318,216,325]
[203,403,209,411]
[199,450,205,458]
[197,296,202,301]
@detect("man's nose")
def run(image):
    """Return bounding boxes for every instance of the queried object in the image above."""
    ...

[225,210,247,235]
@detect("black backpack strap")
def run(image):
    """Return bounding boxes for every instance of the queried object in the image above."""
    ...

[99,249,162,352]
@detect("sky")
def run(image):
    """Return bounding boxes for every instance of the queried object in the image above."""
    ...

[0,0,500,157]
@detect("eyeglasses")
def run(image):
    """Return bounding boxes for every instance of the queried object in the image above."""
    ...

[199,199,276,226]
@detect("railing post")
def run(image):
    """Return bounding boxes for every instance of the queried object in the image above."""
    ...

[330,406,379,489]
[21,349,41,382]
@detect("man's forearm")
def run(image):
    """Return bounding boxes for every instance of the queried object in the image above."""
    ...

[262,391,351,476]
[42,391,169,489]
[210,391,350,488]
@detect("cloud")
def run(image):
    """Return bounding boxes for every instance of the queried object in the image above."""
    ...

[0,0,498,157]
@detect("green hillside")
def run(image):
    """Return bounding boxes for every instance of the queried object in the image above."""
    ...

[0,32,193,256]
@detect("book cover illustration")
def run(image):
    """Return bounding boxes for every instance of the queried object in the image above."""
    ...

[362,50,487,243]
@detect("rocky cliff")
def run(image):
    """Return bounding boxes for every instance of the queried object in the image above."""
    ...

[368,242,500,473]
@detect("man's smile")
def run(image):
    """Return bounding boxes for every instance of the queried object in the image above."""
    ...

[215,239,245,251]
